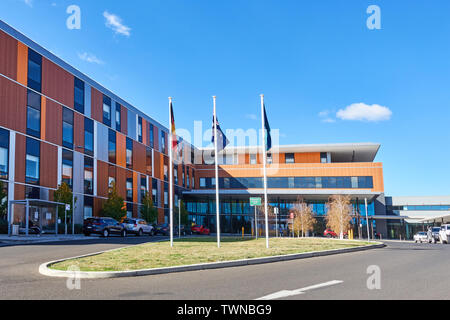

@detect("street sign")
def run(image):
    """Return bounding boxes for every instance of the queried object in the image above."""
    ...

[65,204,71,211]
[250,197,262,207]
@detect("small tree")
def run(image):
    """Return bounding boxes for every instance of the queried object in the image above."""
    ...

[175,200,189,225]
[0,180,7,220]
[102,181,126,221]
[53,182,77,222]
[292,197,316,237]
[326,195,352,240]
[140,191,158,224]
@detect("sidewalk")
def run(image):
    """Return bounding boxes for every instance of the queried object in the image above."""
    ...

[0,234,96,246]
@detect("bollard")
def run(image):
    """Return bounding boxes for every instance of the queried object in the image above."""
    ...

[242,227,244,239]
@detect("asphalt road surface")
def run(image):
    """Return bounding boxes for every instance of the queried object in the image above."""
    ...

[0,238,449,300]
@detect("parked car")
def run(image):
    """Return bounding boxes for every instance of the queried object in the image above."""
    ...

[122,218,154,236]
[83,217,127,238]
[414,232,428,243]
[427,227,440,243]
[324,229,348,239]
[174,225,192,236]
[154,223,170,236]
[191,225,210,235]
[439,225,450,244]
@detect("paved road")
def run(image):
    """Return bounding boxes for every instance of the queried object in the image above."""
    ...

[0,238,449,300]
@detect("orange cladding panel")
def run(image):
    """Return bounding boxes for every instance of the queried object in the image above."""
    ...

[116,132,126,168]
[16,41,27,86]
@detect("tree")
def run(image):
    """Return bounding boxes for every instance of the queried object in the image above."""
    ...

[0,180,7,220]
[326,195,352,240]
[53,182,77,222]
[175,200,189,225]
[140,191,158,224]
[102,181,126,221]
[291,197,316,237]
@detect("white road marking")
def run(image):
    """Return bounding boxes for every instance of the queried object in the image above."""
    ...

[256,280,344,300]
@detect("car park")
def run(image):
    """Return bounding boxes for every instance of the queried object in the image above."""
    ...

[414,232,428,243]
[122,218,154,236]
[83,217,127,238]
[439,225,450,244]
[191,225,210,235]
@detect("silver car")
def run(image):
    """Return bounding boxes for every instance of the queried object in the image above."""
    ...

[122,218,154,236]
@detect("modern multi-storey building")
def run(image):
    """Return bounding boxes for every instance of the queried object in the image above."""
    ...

[0,20,392,237]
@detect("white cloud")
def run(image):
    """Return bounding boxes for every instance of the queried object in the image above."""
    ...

[318,111,329,118]
[23,0,33,7]
[245,114,258,120]
[78,52,104,65]
[336,103,392,122]
[322,118,336,123]
[103,11,131,37]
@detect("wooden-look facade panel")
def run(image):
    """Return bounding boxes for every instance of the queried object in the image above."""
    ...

[0,76,27,134]
[41,58,74,108]
[116,166,127,199]
[96,160,109,198]
[294,152,321,164]
[44,98,62,145]
[153,125,159,151]
[40,142,58,188]
[14,134,26,184]
[153,150,161,180]
[90,87,103,123]
[14,184,25,201]
[133,141,146,174]
[16,42,28,86]
[116,132,126,168]
[0,30,17,80]
[74,112,84,151]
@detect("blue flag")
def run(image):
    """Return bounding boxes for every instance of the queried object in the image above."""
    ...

[212,116,229,151]
[263,104,272,151]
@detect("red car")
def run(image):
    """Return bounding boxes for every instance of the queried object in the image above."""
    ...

[324,229,348,238]
[191,225,210,235]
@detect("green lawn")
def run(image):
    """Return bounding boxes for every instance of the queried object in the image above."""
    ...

[50,237,372,272]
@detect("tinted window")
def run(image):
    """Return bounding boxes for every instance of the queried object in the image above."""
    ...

[62,108,74,149]
[74,77,85,113]
[27,49,42,92]
[25,138,40,184]
[26,90,41,138]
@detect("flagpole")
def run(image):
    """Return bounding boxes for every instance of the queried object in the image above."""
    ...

[213,96,221,248]
[261,94,269,249]
[169,97,174,248]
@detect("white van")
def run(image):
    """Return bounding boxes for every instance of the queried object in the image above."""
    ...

[439,225,450,244]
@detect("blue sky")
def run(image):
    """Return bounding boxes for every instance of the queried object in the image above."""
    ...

[1,0,449,197]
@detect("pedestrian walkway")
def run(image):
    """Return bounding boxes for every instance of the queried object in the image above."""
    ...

[0,234,95,246]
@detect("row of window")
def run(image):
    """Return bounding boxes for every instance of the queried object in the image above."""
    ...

[198,176,374,190]
[185,200,375,216]
[24,48,171,158]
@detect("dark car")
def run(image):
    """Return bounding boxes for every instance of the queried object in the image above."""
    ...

[174,225,192,236]
[83,217,127,238]
[154,223,170,236]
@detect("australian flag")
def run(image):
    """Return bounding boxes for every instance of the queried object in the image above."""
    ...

[212,116,229,151]
[263,104,272,151]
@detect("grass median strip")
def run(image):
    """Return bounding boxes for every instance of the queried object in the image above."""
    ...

[50,237,371,272]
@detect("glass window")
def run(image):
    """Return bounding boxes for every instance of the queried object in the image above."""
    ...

[146,147,152,176]
[84,156,93,195]
[108,129,116,164]
[0,128,9,180]
[103,95,111,126]
[320,152,328,163]
[27,49,42,92]
[62,107,74,149]
[267,153,273,164]
[138,117,143,143]
[149,123,154,148]
[62,149,73,188]
[285,153,295,164]
[126,178,133,202]
[174,165,178,185]
[126,138,133,168]
[164,164,168,181]
[115,103,121,132]
[74,77,85,114]
[200,178,206,188]
[161,132,166,154]
[84,206,93,219]
[25,138,40,185]
[84,118,94,156]
[250,154,257,165]
[26,90,41,138]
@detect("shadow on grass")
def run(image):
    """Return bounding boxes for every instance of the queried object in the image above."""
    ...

[174,236,255,244]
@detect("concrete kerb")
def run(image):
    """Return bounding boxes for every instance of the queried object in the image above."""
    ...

[39,241,386,279]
